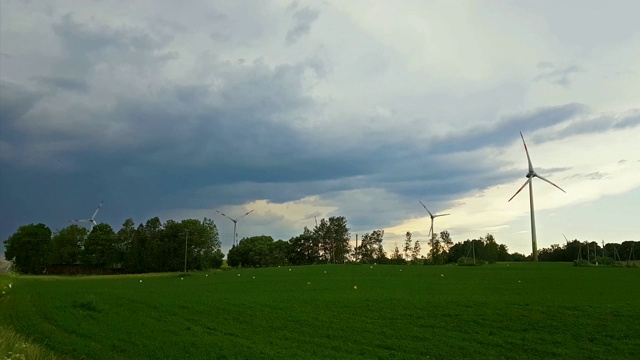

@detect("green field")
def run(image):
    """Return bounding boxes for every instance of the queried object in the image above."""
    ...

[1,263,639,359]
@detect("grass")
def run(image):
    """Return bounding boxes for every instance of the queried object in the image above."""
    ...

[1,263,639,359]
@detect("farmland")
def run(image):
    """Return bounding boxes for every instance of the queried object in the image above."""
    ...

[1,263,639,359]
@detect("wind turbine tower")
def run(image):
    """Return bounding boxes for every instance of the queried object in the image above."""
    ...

[419,201,450,240]
[69,201,103,232]
[216,209,254,247]
[508,132,566,261]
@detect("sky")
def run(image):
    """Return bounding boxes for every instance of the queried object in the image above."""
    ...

[1,0,639,257]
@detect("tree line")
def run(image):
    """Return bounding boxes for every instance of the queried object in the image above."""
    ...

[4,214,637,274]
[537,239,639,264]
[3,217,224,274]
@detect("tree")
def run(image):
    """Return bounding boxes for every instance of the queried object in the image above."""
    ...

[314,216,351,264]
[390,245,405,265]
[403,232,412,261]
[357,230,385,263]
[49,225,87,265]
[482,234,499,264]
[427,234,442,265]
[411,240,421,262]
[288,227,320,265]
[82,223,118,273]
[227,235,278,267]
[439,230,453,262]
[3,223,52,274]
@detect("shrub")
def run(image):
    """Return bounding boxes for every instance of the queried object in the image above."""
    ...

[457,257,485,266]
[573,259,590,267]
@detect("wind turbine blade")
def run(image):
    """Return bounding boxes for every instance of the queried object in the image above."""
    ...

[216,210,237,222]
[239,209,254,219]
[563,234,569,243]
[520,132,534,173]
[91,202,103,220]
[434,213,450,217]
[419,201,434,217]
[535,174,566,193]
[508,178,531,202]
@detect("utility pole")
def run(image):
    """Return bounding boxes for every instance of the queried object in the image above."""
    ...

[472,241,476,264]
[355,234,358,262]
[184,231,189,273]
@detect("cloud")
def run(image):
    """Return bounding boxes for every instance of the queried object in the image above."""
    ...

[1,1,639,256]
[535,62,583,87]
[286,6,320,45]
[31,76,89,93]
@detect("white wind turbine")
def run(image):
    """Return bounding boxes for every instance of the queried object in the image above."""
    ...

[216,209,254,247]
[508,132,566,261]
[69,201,103,232]
[419,201,450,240]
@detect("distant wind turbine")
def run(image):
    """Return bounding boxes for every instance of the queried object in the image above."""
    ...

[508,132,566,261]
[69,201,103,232]
[216,209,254,247]
[419,201,450,240]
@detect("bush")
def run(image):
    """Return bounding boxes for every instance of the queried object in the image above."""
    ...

[457,257,485,266]
[573,259,590,267]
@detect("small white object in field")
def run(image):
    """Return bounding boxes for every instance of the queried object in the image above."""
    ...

[8,284,11,288]
[307,281,311,285]
[139,280,142,283]
[518,280,521,283]
[370,266,373,268]
[206,274,209,277]
[238,274,240,276]
[440,274,444,277]
[181,277,184,280]
[353,285,357,290]
[289,268,292,271]
[400,269,402,272]
[324,271,326,274]
[253,276,255,279]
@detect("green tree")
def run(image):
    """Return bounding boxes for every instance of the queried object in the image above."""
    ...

[482,234,499,264]
[439,230,453,262]
[390,245,405,264]
[3,223,52,274]
[411,240,421,262]
[288,226,320,265]
[227,235,276,267]
[357,230,385,264]
[403,231,412,261]
[427,234,442,265]
[82,223,118,273]
[314,216,351,264]
[49,225,87,265]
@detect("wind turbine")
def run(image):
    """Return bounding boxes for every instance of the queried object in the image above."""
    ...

[69,201,103,232]
[419,201,450,240]
[508,132,566,261]
[216,209,254,247]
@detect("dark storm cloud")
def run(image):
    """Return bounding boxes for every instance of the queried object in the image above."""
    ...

[3,5,635,247]
[31,76,89,93]
[428,103,589,154]
[532,109,640,142]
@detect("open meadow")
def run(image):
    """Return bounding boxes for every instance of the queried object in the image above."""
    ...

[1,263,639,360]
